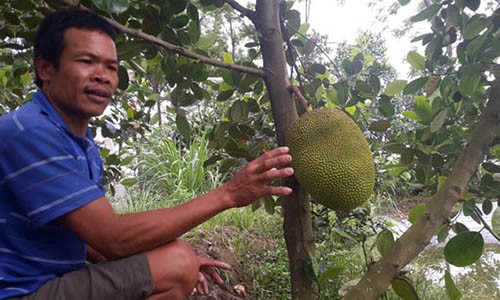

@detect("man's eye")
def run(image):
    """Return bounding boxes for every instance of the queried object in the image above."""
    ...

[78,59,92,64]
[108,66,118,72]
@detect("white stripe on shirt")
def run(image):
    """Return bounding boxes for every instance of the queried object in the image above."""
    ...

[13,112,24,131]
[0,155,73,185]
[4,287,30,294]
[27,185,99,217]
[9,213,30,222]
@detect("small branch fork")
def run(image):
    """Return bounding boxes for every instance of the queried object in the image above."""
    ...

[289,85,311,113]
[224,0,256,22]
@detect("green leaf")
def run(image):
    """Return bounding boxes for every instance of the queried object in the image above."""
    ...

[91,0,129,13]
[459,64,482,96]
[309,63,326,74]
[437,175,447,191]
[318,267,343,285]
[444,270,462,300]
[465,0,480,11]
[121,177,138,186]
[492,208,500,236]
[370,119,391,132]
[398,0,411,6]
[117,65,129,91]
[303,259,318,283]
[414,96,433,123]
[403,111,420,121]
[379,97,395,117]
[175,114,191,139]
[463,16,489,39]
[217,90,234,102]
[482,162,500,173]
[403,77,429,95]
[445,231,484,267]
[341,59,353,75]
[369,75,381,94]
[409,203,426,224]
[223,52,234,64]
[437,225,451,242]
[171,15,190,29]
[462,199,476,216]
[263,196,275,215]
[376,229,395,256]
[187,3,199,21]
[452,223,470,234]
[355,80,376,99]
[446,5,462,26]
[407,51,425,71]
[385,80,408,96]
[391,276,419,300]
[384,142,406,153]
[482,199,493,215]
[229,100,249,122]
[431,108,448,133]
[410,4,441,22]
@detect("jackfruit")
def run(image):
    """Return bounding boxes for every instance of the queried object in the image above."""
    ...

[286,108,375,211]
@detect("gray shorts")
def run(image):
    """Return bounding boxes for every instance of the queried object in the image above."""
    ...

[10,253,154,300]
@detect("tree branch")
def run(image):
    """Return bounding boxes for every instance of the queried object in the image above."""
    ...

[74,4,265,78]
[344,84,500,300]
[289,85,311,113]
[224,0,256,22]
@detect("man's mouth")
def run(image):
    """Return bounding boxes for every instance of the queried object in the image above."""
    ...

[84,88,112,101]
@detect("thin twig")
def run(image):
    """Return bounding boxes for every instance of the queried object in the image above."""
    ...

[224,0,256,22]
[289,85,311,112]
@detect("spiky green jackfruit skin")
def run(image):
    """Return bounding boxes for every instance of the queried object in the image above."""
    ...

[286,108,375,211]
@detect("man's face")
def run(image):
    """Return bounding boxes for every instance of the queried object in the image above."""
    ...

[38,28,119,128]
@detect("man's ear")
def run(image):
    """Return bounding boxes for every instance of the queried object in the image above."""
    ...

[35,56,55,83]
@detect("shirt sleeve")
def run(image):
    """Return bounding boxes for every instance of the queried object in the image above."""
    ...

[0,126,105,226]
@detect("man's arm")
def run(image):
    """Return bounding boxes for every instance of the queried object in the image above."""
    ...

[61,147,293,260]
[86,244,107,263]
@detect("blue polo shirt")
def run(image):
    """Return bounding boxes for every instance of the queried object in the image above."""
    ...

[0,90,106,299]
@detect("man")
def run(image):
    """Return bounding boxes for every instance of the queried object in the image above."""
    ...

[0,10,293,300]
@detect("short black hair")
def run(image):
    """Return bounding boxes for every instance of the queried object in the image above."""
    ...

[34,10,118,87]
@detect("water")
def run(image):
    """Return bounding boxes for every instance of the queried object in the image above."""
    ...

[386,202,500,294]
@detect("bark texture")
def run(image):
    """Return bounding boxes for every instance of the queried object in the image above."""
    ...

[344,85,500,300]
[254,1,318,299]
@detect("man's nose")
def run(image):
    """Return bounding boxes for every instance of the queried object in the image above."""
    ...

[90,65,111,83]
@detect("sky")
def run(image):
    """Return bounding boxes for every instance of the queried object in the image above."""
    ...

[241,0,427,76]
[300,0,425,76]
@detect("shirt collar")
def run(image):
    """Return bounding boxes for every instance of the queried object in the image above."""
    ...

[32,90,94,140]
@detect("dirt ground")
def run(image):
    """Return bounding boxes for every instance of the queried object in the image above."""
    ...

[188,231,254,300]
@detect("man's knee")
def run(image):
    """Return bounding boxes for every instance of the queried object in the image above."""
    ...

[146,239,199,297]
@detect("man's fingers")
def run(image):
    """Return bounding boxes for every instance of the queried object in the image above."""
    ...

[199,257,231,270]
[203,267,225,285]
[254,153,292,174]
[252,147,291,171]
[265,186,293,196]
[261,167,294,181]
[198,272,209,294]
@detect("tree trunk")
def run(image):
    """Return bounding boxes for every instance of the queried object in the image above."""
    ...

[254,1,318,299]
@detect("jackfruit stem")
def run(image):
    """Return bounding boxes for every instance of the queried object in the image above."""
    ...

[289,85,312,113]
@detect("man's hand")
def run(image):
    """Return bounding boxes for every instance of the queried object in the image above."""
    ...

[221,146,294,208]
[193,256,231,295]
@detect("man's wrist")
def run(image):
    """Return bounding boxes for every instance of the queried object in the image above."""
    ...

[214,184,237,210]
